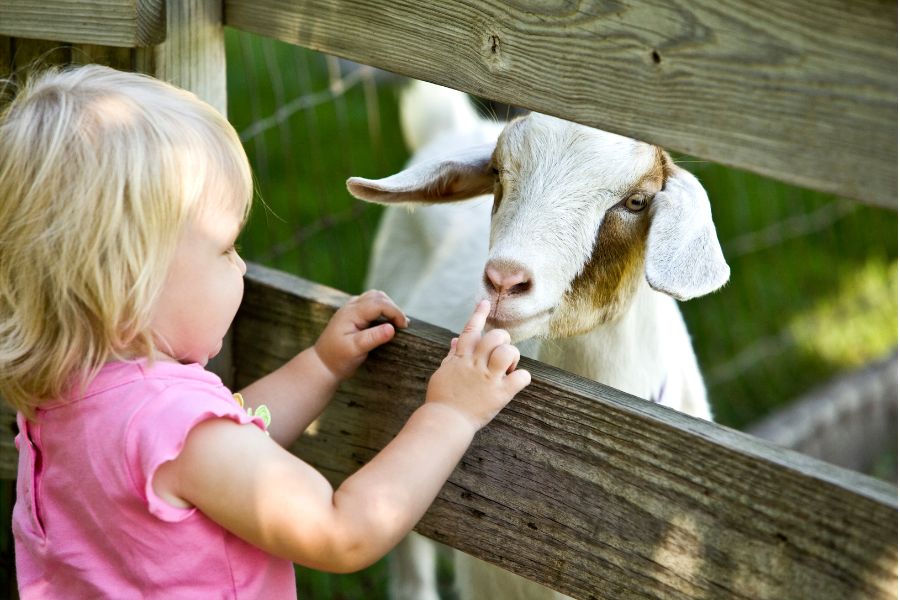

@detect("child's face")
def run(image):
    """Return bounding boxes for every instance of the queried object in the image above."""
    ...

[149,206,246,366]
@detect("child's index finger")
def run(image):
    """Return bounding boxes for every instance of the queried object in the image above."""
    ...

[455,300,490,355]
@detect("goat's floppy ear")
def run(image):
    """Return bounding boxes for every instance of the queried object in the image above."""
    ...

[645,166,730,301]
[347,143,495,205]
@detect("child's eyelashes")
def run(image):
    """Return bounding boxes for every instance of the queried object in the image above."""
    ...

[225,243,241,255]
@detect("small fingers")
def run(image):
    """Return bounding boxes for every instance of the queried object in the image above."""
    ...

[353,322,396,354]
[455,300,490,356]
[446,337,459,358]
[487,343,520,376]
[352,290,409,329]
[505,368,532,394]
[476,328,511,364]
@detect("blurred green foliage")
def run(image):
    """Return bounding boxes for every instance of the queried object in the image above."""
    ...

[226,29,405,292]
[680,163,897,426]
[225,28,897,598]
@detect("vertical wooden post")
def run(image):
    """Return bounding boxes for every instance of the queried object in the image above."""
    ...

[137,0,227,114]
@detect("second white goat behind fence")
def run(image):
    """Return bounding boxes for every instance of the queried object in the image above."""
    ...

[348,81,730,600]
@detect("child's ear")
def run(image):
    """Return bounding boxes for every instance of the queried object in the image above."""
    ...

[347,143,496,205]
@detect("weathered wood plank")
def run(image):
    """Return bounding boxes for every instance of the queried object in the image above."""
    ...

[0,0,165,47]
[230,263,897,600]
[226,0,897,209]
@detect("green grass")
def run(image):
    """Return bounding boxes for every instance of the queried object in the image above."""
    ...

[226,29,405,294]
[224,28,897,598]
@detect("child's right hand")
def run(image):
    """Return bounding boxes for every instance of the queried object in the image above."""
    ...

[165,301,530,575]
[426,300,531,431]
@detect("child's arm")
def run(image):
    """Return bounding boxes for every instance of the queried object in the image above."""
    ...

[236,290,408,446]
[154,301,530,573]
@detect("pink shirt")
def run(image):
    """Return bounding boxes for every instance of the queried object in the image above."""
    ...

[13,360,297,599]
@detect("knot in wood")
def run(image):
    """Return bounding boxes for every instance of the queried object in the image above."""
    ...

[482,32,509,72]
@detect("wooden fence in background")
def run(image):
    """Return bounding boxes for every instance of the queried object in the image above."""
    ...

[0,1,897,599]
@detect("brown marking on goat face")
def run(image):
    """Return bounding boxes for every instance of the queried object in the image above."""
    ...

[549,147,672,337]
[628,146,671,198]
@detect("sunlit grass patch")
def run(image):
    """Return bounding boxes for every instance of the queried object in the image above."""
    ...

[790,259,898,369]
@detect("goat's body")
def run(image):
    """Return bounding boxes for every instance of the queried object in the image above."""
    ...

[360,81,724,600]
[367,194,710,600]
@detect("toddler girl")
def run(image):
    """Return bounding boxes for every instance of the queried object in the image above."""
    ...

[0,65,530,598]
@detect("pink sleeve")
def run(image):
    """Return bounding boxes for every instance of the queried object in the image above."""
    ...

[125,381,267,522]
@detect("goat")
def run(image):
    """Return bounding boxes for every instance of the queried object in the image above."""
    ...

[347,81,730,600]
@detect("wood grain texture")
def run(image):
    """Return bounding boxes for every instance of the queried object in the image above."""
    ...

[229,264,897,600]
[0,0,165,47]
[137,0,226,114]
[226,0,897,208]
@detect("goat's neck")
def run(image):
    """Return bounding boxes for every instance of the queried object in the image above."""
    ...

[534,280,680,401]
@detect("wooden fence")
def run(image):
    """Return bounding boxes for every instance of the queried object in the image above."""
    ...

[1,1,897,599]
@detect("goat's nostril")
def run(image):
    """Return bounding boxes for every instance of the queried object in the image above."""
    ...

[509,280,532,295]
[484,261,532,296]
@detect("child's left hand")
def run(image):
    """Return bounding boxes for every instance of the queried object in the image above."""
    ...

[314,290,408,380]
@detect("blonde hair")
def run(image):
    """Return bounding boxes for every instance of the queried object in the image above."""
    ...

[0,65,252,416]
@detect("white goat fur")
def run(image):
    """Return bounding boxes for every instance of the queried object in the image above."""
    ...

[349,81,729,600]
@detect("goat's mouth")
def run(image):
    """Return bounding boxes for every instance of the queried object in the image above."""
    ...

[486,308,552,339]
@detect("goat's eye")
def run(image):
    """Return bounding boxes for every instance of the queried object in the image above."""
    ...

[491,166,500,177]
[625,193,647,212]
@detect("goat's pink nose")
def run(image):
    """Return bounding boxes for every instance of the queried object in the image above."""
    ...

[484,260,532,295]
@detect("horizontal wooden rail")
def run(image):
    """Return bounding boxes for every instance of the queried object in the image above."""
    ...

[228,264,897,600]
[226,0,897,209]
[0,0,165,48]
